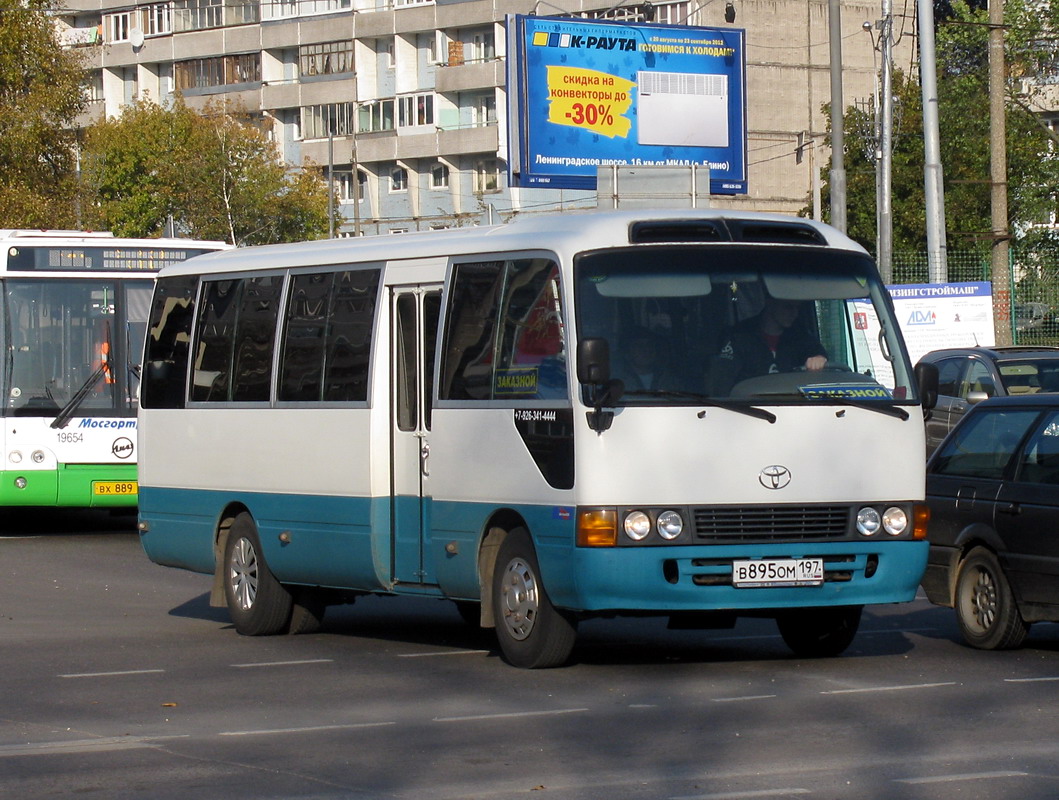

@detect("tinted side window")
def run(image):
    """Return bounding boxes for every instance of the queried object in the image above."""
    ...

[440,261,503,400]
[1017,411,1059,484]
[192,276,281,403]
[440,259,566,402]
[278,269,379,403]
[935,358,963,397]
[966,359,996,398]
[142,275,199,409]
[232,276,282,402]
[933,409,1040,479]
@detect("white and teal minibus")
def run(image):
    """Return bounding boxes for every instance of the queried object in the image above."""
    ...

[0,230,227,509]
[137,209,938,667]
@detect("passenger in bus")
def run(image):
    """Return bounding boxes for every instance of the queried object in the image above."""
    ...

[615,326,679,392]
[712,297,827,392]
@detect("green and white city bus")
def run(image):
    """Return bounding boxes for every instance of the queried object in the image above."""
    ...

[1,230,226,508]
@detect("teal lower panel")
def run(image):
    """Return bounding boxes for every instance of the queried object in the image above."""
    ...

[139,488,929,614]
[138,487,384,590]
[562,540,929,612]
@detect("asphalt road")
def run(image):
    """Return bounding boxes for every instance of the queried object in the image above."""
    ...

[3,508,1059,800]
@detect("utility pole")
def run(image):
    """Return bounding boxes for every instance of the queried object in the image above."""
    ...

[918,0,948,283]
[989,0,1012,345]
[878,0,894,283]
[828,0,847,233]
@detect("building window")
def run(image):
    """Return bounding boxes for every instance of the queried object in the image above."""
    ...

[301,103,354,139]
[473,159,500,194]
[430,163,449,190]
[390,167,407,193]
[469,29,495,62]
[398,93,434,128]
[104,10,132,42]
[472,92,496,127]
[174,53,261,90]
[299,40,353,77]
[140,3,172,36]
[358,99,395,133]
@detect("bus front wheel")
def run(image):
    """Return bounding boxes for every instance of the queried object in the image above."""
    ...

[776,605,862,658]
[223,513,293,636]
[492,529,577,668]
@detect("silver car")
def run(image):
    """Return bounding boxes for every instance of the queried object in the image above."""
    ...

[917,346,1059,454]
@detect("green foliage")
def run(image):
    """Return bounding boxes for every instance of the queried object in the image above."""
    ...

[820,0,1059,256]
[0,0,87,227]
[81,98,334,245]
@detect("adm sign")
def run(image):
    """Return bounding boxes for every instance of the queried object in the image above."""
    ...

[507,15,747,193]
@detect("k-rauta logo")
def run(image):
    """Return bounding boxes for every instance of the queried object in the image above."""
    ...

[111,437,134,459]
[759,465,791,490]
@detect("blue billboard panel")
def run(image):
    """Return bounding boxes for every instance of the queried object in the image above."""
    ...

[507,15,747,194]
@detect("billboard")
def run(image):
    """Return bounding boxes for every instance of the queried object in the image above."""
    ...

[507,15,747,194]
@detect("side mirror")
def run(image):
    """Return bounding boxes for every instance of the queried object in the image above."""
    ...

[915,361,939,411]
[576,337,611,386]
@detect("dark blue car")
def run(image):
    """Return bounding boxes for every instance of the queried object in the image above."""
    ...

[923,394,1059,649]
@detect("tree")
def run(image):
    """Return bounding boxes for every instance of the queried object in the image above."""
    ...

[0,1,87,227]
[81,98,335,245]
[819,0,1059,259]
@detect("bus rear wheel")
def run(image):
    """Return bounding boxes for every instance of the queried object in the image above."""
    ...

[776,605,862,658]
[492,529,577,669]
[223,513,293,636]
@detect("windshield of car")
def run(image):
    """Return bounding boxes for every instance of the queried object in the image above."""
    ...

[574,245,918,407]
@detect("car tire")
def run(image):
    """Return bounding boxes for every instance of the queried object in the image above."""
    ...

[954,547,1028,650]
[492,529,577,668]
[776,605,862,658]
[223,512,293,636]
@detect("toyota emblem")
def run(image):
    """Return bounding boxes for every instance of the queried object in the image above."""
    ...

[759,465,791,490]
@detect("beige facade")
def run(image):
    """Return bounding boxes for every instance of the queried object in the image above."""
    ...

[58,0,912,232]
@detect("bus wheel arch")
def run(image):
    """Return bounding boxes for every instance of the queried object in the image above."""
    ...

[476,510,527,629]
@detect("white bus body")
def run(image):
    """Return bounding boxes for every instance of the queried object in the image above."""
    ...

[137,210,933,667]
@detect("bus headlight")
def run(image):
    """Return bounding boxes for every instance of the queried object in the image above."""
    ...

[882,506,908,536]
[31,450,46,464]
[856,507,881,536]
[9,450,21,464]
[657,510,683,540]
[624,511,651,541]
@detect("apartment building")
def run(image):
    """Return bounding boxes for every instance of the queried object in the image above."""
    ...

[57,0,909,234]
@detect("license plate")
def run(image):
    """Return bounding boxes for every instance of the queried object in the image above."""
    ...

[732,558,824,588]
[92,480,138,496]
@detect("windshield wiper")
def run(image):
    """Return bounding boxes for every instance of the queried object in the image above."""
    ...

[622,389,777,423]
[51,322,112,430]
[803,393,910,421]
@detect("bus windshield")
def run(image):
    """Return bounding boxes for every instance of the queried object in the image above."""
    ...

[2,278,153,417]
[575,245,915,407]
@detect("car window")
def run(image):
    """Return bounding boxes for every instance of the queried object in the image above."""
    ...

[998,362,1041,395]
[936,358,964,397]
[965,359,996,398]
[932,409,1040,479]
[1016,411,1059,485]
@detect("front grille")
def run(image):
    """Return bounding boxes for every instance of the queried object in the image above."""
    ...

[692,505,850,543]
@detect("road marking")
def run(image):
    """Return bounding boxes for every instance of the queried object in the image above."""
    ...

[712,695,778,703]
[229,659,334,669]
[820,681,957,695]
[1005,676,1059,683]
[59,669,165,679]
[0,735,187,757]
[670,788,811,799]
[397,649,490,658]
[219,722,396,737]
[895,771,1029,785]
[434,708,588,723]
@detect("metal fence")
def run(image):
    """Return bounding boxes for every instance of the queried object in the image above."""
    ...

[891,249,1059,347]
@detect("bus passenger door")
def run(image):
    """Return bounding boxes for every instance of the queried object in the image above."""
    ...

[391,286,442,585]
